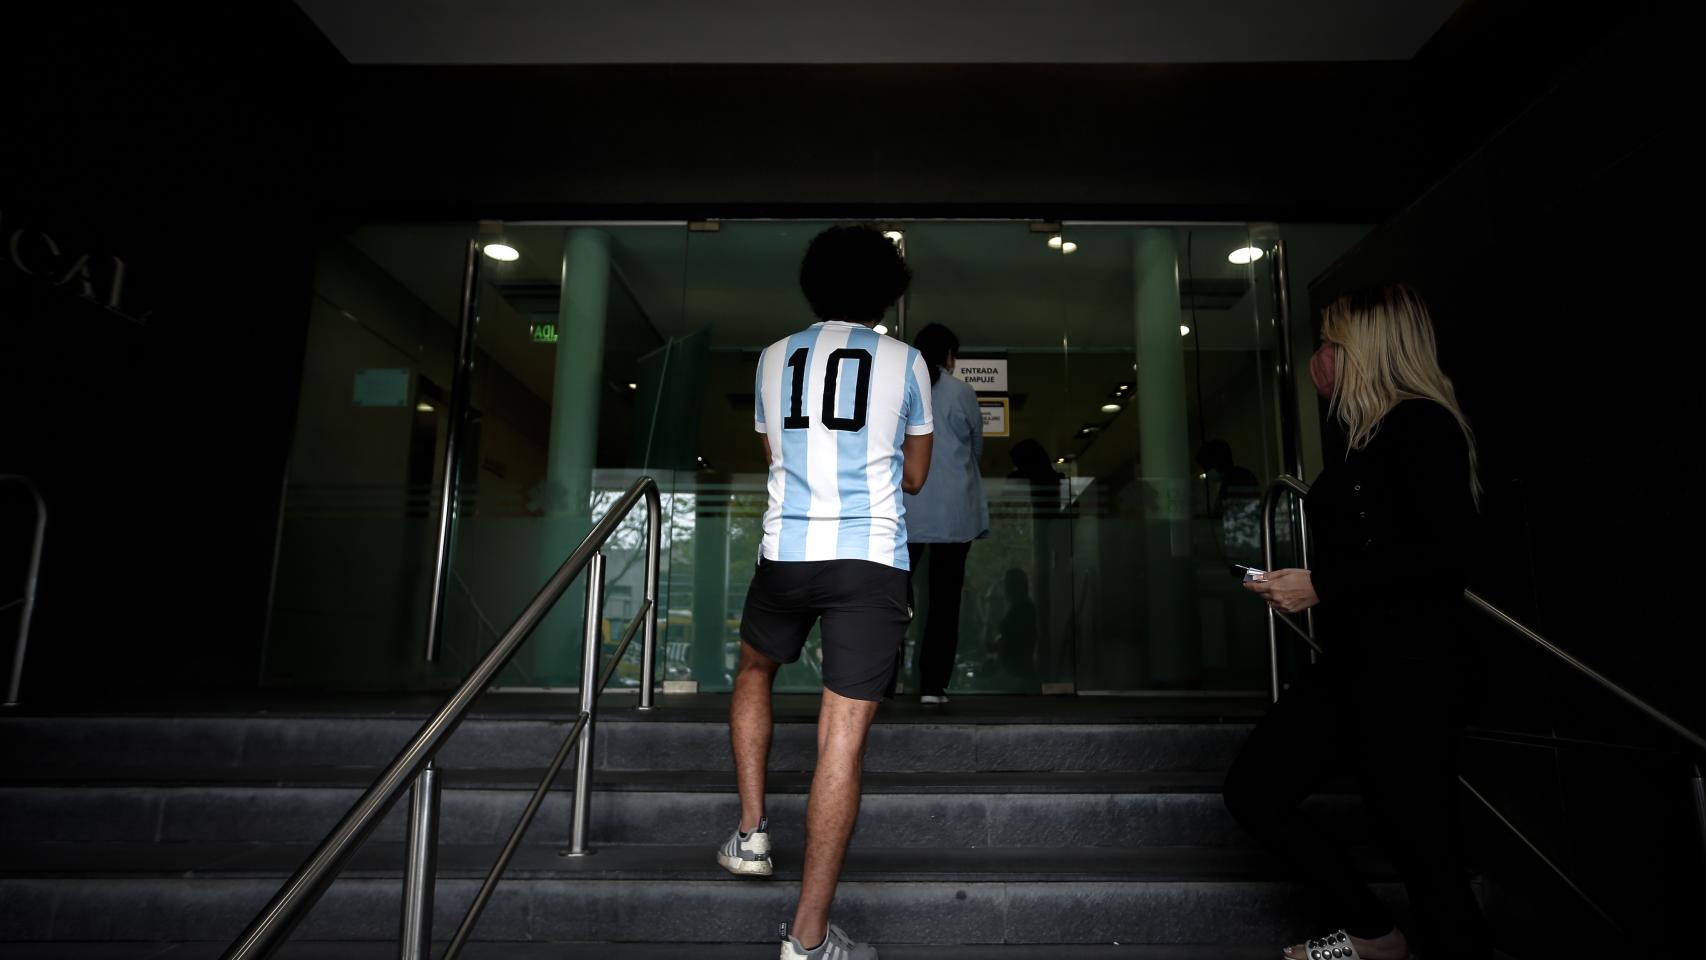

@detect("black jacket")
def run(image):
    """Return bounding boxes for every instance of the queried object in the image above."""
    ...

[1307,398,1477,662]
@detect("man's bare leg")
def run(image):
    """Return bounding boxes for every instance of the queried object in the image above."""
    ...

[791,687,880,949]
[731,642,781,833]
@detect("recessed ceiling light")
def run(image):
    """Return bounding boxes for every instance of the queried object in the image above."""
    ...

[873,324,890,336]
[416,402,434,413]
[627,382,638,390]
[482,242,520,262]
[1227,246,1264,265]
[1055,457,1067,464]
[1101,403,1121,414]
[1048,235,1064,250]
[1060,241,1079,254]
[1180,324,1191,336]
[883,231,904,243]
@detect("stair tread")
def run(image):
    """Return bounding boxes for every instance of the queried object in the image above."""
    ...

[0,693,1267,724]
[0,944,1286,959]
[0,841,1396,882]
[2,768,1330,794]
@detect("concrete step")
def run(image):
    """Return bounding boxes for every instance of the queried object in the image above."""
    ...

[0,777,1363,848]
[0,716,1253,777]
[0,842,1403,944]
[0,696,1316,949]
[0,841,1398,882]
[0,943,1290,959]
[0,699,1255,780]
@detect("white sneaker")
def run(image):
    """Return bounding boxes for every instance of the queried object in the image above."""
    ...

[715,816,772,876]
[780,922,878,959]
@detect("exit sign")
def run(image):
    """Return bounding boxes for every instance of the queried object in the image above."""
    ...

[530,322,559,343]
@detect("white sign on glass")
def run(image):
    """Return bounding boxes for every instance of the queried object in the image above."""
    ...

[956,358,1008,393]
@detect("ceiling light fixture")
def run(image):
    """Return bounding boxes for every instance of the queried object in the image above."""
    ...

[1060,241,1078,254]
[1048,235,1064,250]
[883,230,904,243]
[483,242,520,262]
[1101,403,1120,414]
[1180,324,1191,336]
[1227,246,1264,265]
[416,402,435,413]
[627,382,638,390]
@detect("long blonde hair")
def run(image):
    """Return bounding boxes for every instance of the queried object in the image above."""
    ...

[1321,284,1482,505]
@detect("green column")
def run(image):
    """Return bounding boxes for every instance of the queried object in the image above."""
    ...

[528,228,612,686]
[1134,228,1199,687]
[692,498,730,689]
[548,228,612,518]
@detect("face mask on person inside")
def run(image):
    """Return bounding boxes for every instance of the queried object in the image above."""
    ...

[1309,342,1337,399]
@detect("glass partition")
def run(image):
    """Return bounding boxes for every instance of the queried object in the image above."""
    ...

[267,220,1301,694]
[1053,225,1284,691]
[267,224,478,689]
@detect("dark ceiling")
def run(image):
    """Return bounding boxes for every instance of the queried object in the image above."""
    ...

[315,0,1652,222]
[10,1,1656,228]
[293,0,1464,65]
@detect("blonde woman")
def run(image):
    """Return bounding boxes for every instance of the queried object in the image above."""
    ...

[1228,285,1491,960]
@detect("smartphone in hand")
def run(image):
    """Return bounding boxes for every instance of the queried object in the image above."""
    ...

[1230,564,1266,583]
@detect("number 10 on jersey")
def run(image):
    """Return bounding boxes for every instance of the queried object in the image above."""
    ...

[783,347,873,432]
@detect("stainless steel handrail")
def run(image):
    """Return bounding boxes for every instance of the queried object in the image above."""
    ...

[1,475,46,708]
[441,557,654,960]
[221,475,663,960]
[1258,475,1706,756]
[1259,473,1706,936]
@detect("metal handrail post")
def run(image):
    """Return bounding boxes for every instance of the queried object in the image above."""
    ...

[1260,484,1282,703]
[637,487,662,711]
[1294,494,1316,655]
[1259,476,1310,702]
[442,599,651,960]
[398,761,440,960]
[565,552,606,856]
[2,475,46,708]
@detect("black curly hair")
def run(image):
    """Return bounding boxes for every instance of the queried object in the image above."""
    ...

[798,225,912,323]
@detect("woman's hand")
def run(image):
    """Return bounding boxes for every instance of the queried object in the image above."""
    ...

[1243,568,1319,614]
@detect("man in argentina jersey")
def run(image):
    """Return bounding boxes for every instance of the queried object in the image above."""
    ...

[717,226,933,960]
[755,314,934,568]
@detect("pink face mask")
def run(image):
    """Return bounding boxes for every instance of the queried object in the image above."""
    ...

[1309,343,1337,398]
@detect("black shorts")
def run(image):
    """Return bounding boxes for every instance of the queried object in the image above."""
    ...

[739,556,910,701]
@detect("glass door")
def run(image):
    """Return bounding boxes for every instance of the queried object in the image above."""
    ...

[445,224,693,690]
[1053,224,1285,691]
[266,218,1298,696]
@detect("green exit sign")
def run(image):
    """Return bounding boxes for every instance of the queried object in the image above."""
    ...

[530,323,559,343]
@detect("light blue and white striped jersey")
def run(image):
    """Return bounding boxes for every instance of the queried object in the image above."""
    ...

[754,320,934,569]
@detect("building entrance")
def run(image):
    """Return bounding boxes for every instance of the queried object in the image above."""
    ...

[268,220,1327,696]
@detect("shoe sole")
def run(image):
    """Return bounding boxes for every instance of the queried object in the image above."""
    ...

[716,852,773,877]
